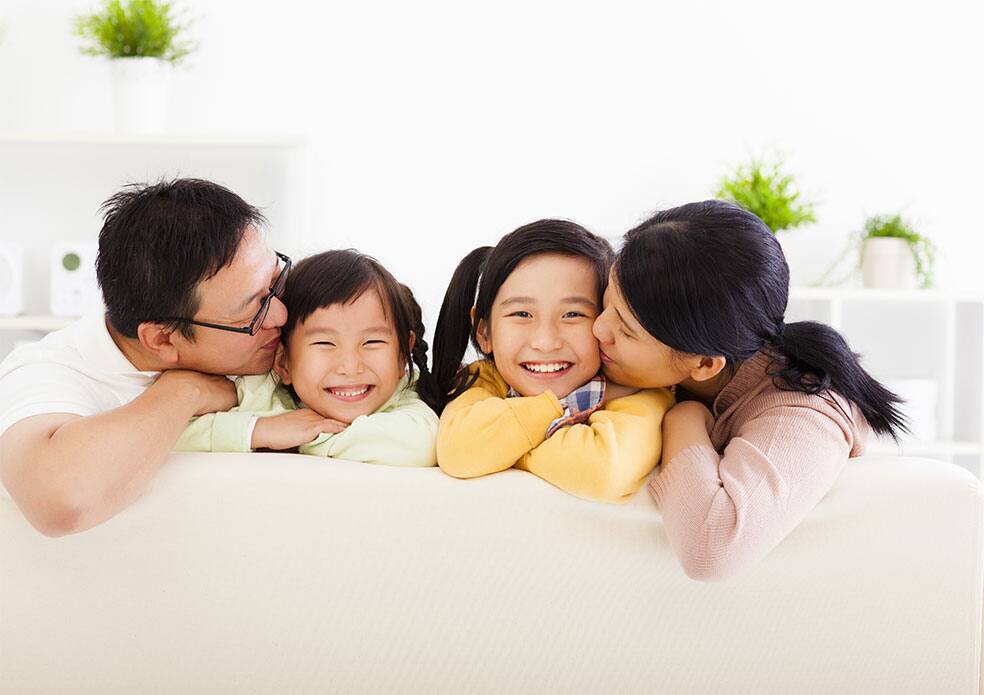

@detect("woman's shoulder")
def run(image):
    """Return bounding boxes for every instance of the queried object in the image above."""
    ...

[738,382,871,452]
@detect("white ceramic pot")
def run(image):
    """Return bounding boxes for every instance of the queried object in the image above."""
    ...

[862,237,916,290]
[110,57,171,133]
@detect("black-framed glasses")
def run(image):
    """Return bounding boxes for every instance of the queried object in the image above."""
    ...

[161,251,291,336]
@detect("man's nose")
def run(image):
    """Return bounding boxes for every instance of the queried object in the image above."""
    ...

[263,295,288,329]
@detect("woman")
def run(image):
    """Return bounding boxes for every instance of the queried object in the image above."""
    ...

[593,200,906,580]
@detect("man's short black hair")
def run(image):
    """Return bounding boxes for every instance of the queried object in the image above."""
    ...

[95,178,267,339]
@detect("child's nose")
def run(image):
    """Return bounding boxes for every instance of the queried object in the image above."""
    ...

[530,323,563,351]
[336,351,363,374]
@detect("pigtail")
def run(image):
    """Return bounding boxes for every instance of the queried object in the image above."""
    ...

[396,283,444,414]
[431,246,492,413]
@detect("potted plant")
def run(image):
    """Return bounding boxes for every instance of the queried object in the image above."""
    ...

[715,157,816,234]
[73,0,193,133]
[859,214,935,290]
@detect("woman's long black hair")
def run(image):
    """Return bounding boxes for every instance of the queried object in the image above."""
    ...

[431,219,614,414]
[280,249,444,413]
[615,200,907,440]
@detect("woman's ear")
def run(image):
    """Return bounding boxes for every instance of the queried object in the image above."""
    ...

[273,343,291,384]
[688,355,728,383]
[136,322,180,366]
[408,330,416,354]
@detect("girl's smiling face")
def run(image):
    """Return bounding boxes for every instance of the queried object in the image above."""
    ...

[475,253,601,399]
[277,288,408,423]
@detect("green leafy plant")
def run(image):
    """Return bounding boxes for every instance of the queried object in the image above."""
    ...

[716,157,816,234]
[73,0,193,63]
[860,213,936,289]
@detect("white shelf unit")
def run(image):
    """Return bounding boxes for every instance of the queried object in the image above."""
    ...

[787,287,984,475]
[0,132,310,356]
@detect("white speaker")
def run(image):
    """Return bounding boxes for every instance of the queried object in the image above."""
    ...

[0,242,25,316]
[50,242,102,317]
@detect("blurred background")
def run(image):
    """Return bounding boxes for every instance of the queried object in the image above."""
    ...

[0,0,981,469]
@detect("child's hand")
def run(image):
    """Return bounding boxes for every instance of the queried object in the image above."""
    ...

[602,381,640,405]
[251,409,348,450]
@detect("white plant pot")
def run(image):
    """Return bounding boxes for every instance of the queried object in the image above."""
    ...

[862,237,916,290]
[110,57,171,133]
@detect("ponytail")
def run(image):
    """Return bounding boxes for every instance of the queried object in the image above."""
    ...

[399,283,444,413]
[431,247,492,413]
[771,321,908,440]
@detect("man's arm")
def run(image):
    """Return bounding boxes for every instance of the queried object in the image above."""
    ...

[0,370,236,537]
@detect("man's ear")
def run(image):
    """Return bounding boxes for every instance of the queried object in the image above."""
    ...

[688,355,728,383]
[273,343,291,384]
[474,312,492,356]
[136,322,181,366]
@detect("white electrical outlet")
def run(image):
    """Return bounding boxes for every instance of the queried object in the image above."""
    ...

[0,242,25,316]
[50,242,102,317]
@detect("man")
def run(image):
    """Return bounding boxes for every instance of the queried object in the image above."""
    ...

[0,178,288,536]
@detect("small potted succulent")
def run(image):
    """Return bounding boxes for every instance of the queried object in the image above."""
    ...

[73,0,193,132]
[860,214,935,290]
[715,156,817,234]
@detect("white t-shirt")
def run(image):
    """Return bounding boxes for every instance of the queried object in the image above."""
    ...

[0,311,159,440]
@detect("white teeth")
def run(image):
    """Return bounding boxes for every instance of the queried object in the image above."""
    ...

[330,386,369,397]
[523,362,570,374]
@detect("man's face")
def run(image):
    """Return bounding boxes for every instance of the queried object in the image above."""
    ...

[171,226,287,375]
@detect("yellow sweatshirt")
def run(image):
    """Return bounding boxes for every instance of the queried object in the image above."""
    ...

[437,360,674,503]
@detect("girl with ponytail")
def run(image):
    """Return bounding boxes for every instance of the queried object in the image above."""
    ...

[432,220,675,503]
[593,200,907,579]
[176,249,440,467]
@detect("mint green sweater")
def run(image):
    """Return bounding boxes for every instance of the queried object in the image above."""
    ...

[175,373,438,467]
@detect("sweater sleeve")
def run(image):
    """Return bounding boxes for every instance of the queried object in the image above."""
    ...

[436,383,564,479]
[300,392,439,467]
[649,399,859,581]
[517,388,674,503]
[173,374,288,453]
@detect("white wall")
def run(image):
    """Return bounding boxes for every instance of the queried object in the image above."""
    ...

[1,0,981,326]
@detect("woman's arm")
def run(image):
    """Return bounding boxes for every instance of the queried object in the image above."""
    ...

[650,397,858,581]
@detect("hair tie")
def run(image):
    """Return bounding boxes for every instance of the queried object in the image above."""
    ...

[772,321,786,344]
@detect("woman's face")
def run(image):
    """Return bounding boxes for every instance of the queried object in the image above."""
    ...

[592,269,694,389]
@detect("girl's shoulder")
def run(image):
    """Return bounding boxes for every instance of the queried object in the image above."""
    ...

[461,359,510,397]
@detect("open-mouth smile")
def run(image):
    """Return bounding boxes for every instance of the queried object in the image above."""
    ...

[325,384,374,401]
[520,361,574,378]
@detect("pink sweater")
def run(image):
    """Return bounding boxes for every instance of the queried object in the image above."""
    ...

[649,350,871,581]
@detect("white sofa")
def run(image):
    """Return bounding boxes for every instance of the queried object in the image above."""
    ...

[2,452,982,694]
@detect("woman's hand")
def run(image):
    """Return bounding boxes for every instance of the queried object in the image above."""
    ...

[251,408,348,451]
[661,400,715,464]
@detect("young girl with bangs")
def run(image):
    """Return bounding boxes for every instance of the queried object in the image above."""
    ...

[431,219,675,503]
[176,250,441,467]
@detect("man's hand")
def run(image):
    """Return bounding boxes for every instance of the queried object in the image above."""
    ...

[156,370,237,416]
[251,408,348,450]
